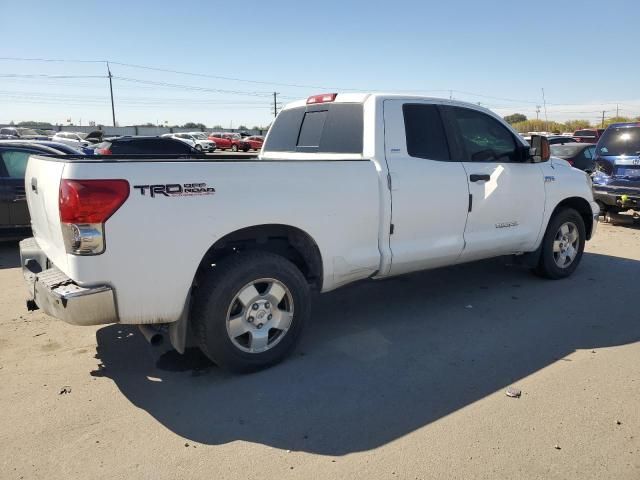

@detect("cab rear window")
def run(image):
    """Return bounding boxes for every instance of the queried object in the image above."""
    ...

[263,103,363,154]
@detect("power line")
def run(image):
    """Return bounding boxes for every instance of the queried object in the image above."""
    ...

[0,74,106,79]
[0,56,106,64]
[113,76,274,97]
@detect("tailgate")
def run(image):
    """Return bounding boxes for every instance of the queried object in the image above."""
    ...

[25,155,68,273]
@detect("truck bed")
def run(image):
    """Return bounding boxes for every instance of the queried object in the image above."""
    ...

[25,154,384,325]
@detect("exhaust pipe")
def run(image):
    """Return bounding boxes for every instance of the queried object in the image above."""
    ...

[138,325,164,346]
[605,211,635,225]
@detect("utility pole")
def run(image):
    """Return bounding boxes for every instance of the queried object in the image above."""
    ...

[541,88,548,132]
[273,92,279,118]
[536,105,541,120]
[107,62,116,127]
[601,110,606,128]
[616,104,619,118]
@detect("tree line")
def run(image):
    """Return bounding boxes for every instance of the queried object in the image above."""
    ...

[503,113,640,133]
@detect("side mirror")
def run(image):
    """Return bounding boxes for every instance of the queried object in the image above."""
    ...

[529,135,550,163]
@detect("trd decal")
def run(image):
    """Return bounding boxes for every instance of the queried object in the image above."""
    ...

[133,183,216,198]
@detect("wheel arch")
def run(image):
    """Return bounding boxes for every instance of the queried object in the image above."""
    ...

[194,224,324,291]
[550,196,594,240]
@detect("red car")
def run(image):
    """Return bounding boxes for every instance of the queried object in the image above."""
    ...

[245,135,264,151]
[573,128,604,143]
[207,132,250,152]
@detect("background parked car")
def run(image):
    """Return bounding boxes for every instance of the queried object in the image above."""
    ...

[161,133,196,148]
[173,132,216,152]
[573,128,604,143]
[52,132,91,148]
[550,143,596,171]
[592,123,640,217]
[244,135,264,151]
[83,130,104,144]
[0,141,73,238]
[94,136,202,155]
[546,135,578,145]
[0,139,83,155]
[208,132,250,151]
[0,127,49,140]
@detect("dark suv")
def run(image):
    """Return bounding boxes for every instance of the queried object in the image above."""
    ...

[94,136,201,155]
[591,123,640,217]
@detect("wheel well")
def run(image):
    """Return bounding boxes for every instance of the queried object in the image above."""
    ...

[552,197,594,240]
[196,224,323,290]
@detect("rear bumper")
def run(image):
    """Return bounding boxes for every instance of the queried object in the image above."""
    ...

[19,237,118,326]
[593,189,640,210]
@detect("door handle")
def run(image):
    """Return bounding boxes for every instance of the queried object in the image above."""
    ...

[469,174,491,182]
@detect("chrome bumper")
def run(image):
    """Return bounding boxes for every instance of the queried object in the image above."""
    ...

[19,237,118,326]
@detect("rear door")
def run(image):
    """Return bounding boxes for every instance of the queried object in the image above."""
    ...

[383,100,470,275]
[0,148,34,226]
[0,150,12,226]
[441,105,545,261]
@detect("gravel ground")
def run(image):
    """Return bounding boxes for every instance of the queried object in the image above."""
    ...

[0,222,638,479]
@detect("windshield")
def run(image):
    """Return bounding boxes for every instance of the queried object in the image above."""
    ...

[551,145,582,157]
[598,126,640,156]
[192,133,207,139]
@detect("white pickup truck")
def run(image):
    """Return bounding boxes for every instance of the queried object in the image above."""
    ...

[20,93,598,372]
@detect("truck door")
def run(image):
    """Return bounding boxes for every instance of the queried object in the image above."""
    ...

[383,100,470,275]
[440,105,545,262]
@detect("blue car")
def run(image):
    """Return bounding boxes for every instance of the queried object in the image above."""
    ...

[592,122,640,216]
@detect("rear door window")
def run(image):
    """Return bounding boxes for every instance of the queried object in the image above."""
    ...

[402,104,450,161]
[0,150,31,178]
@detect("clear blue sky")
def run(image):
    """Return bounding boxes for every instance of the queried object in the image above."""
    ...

[1,0,638,127]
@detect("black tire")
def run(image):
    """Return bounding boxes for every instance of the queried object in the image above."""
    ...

[243,147,250,152]
[534,208,586,279]
[192,251,310,373]
[195,144,202,152]
[231,144,238,152]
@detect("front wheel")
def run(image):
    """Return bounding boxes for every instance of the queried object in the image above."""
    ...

[534,208,586,279]
[231,144,238,152]
[195,144,202,152]
[192,251,310,372]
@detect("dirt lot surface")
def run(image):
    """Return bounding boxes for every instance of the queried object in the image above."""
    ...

[1,223,639,479]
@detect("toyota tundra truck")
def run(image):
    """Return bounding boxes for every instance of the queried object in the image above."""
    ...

[20,93,599,372]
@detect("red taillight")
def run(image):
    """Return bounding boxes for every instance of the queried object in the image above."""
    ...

[306,93,337,104]
[60,179,129,224]
[96,148,112,155]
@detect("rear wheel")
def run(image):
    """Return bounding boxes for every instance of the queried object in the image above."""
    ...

[192,251,310,373]
[534,208,586,279]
